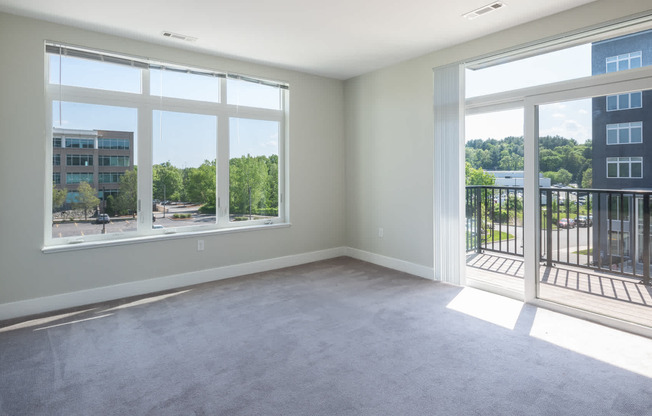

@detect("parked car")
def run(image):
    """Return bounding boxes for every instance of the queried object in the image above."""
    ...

[558,218,575,229]
[95,213,110,224]
[576,215,593,227]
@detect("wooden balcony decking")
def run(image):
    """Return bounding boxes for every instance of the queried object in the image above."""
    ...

[466,252,652,328]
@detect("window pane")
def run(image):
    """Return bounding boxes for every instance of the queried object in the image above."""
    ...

[467,29,652,98]
[618,94,630,109]
[619,162,630,178]
[229,118,280,222]
[51,101,137,239]
[607,95,618,111]
[631,125,642,143]
[49,54,141,93]
[631,92,642,108]
[607,128,617,144]
[227,79,281,110]
[150,69,219,103]
[631,161,642,178]
[607,162,617,177]
[152,111,217,229]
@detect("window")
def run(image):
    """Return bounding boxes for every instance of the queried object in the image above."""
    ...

[53,173,61,185]
[99,155,129,167]
[66,172,93,184]
[98,138,130,150]
[53,154,60,166]
[606,122,643,144]
[98,172,124,183]
[66,154,93,166]
[46,43,287,245]
[606,51,642,73]
[65,138,94,148]
[606,91,643,111]
[607,157,643,178]
[53,137,62,148]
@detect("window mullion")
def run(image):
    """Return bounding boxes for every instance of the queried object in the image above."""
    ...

[138,69,153,232]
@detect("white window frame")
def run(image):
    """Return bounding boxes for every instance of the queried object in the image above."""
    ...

[606,91,643,111]
[606,156,643,178]
[448,15,652,338]
[606,121,643,144]
[606,51,642,73]
[44,43,289,249]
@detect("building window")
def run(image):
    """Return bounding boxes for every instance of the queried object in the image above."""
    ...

[53,173,61,185]
[66,154,94,166]
[607,157,643,178]
[606,122,643,144]
[98,155,129,167]
[65,138,95,148]
[98,138,130,150]
[66,172,94,184]
[606,91,642,111]
[47,43,287,244]
[53,154,61,166]
[98,172,124,183]
[606,51,642,73]
[53,137,62,148]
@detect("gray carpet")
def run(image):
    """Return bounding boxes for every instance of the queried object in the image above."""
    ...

[1,257,651,415]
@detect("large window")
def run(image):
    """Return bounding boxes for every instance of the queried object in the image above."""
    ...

[607,157,643,178]
[606,51,642,73]
[67,154,93,166]
[606,91,642,111]
[46,43,288,245]
[606,122,643,144]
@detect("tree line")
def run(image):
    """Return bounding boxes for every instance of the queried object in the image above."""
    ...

[465,135,593,187]
[53,154,279,219]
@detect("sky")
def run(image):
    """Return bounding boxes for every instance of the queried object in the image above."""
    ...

[465,44,593,144]
[51,55,281,167]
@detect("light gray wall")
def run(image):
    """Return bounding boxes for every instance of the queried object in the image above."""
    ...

[0,13,345,307]
[344,0,652,271]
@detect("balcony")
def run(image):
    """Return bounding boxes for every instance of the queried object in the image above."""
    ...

[465,186,652,327]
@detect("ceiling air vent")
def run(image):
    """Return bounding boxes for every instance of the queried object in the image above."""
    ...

[463,2,506,20]
[162,31,198,42]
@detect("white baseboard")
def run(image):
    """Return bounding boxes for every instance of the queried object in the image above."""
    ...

[345,247,434,280]
[0,247,347,321]
[0,246,434,321]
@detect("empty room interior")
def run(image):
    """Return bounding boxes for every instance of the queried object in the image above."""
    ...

[2,0,652,414]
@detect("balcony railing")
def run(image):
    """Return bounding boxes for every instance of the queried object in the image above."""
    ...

[466,186,651,285]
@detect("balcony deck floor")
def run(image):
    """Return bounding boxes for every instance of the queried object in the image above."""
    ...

[466,252,652,328]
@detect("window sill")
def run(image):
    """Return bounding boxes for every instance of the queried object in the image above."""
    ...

[42,222,291,254]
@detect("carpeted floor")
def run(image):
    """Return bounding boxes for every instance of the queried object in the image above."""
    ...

[1,257,652,415]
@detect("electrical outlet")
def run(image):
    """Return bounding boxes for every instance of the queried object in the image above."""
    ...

[378,227,384,238]
[197,240,204,251]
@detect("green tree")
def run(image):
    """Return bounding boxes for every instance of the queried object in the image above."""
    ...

[581,167,593,188]
[74,181,99,220]
[52,184,67,212]
[153,162,183,201]
[465,162,496,186]
[544,168,573,186]
[230,155,268,218]
[117,168,138,216]
[185,160,216,206]
[105,195,117,216]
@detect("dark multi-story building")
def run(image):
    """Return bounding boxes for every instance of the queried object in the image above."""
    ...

[52,128,134,205]
[591,30,652,265]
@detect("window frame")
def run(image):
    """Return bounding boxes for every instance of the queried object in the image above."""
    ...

[44,43,289,249]
[606,156,643,178]
[606,51,643,73]
[606,121,643,144]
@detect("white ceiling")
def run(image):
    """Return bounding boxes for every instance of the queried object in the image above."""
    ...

[0,0,597,80]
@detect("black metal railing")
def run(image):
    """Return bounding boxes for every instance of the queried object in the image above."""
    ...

[466,186,523,257]
[466,186,651,285]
